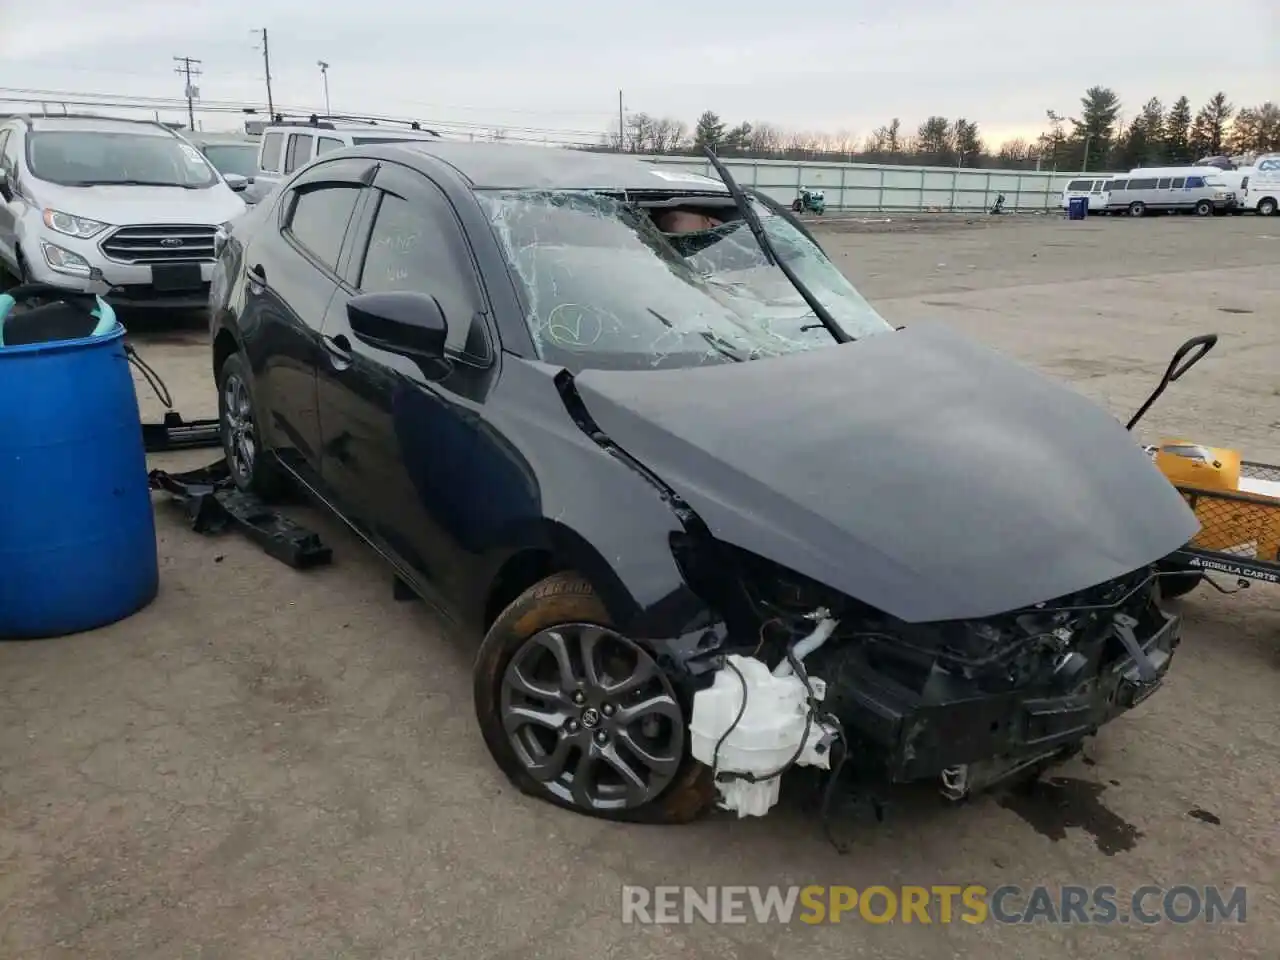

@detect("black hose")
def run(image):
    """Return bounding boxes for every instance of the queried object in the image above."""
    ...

[124,342,173,409]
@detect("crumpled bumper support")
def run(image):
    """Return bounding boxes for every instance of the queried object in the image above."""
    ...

[149,459,332,570]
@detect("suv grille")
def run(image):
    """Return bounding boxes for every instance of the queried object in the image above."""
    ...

[100,224,218,264]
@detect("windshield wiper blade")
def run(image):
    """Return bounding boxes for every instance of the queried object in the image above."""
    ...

[700,146,852,345]
[72,179,198,189]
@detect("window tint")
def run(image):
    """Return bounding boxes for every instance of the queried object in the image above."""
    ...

[1129,178,1158,190]
[284,133,313,174]
[1066,179,1092,191]
[1156,178,1171,189]
[1109,180,1128,191]
[358,190,486,359]
[285,184,362,273]
[1171,177,1186,188]
[1186,176,1205,188]
[316,136,344,155]
[260,132,283,172]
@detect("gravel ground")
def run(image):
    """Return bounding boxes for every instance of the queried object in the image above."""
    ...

[1,213,1278,959]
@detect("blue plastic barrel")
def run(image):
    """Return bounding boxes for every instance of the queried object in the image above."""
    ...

[1068,196,1089,220]
[0,322,158,638]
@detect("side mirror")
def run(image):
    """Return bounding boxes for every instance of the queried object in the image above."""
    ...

[224,173,248,192]
[347,291,448,360]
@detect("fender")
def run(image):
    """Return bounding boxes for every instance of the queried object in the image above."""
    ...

[476,360,717,640]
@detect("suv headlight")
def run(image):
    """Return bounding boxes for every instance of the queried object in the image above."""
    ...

[42,208,109,239]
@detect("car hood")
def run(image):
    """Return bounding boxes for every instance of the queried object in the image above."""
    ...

[32,182,245,226]
[572,321,1199,624]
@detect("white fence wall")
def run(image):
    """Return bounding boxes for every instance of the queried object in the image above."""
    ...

[643,155,1088,213]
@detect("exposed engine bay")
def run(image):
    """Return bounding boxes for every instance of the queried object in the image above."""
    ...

[682,544,1179,819]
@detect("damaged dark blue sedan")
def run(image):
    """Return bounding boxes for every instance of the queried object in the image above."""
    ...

[208,138,1199,824]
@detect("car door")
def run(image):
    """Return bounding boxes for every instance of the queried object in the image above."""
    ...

[237,157,371,485]
[316,161,503,612]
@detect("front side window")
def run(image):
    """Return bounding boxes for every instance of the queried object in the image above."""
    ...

[284,184,362,273]
[476,190,893,372]
[356,190,486,360]
[1065,179,1092,191]
[260,132,283,172]
[1109,180,1128,191]
[25,131,219,188]
[1171,177,1186,188]
[316,136,344,155]
[1186,176,1206,188]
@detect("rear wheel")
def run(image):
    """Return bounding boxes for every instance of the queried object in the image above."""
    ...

[216,352,288,499]
[1129,201,1146,217]
[473,572,714,823]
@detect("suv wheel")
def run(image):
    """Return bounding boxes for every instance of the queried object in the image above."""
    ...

[1194,199,1213,216]
[1129,201,1146,217]
[1259,197,1277,217]
[216,352,287,499]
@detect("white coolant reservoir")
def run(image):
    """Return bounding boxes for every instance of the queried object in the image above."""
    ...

[688,654,835,818]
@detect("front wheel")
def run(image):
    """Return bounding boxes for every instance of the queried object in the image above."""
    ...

[1129,201,1146,217]
[1258,197,1277,217]
[1194,199,1213,217]
[473,572,714,823]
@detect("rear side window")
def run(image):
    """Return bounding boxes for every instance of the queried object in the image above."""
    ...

[260,132,283,173]
[1186,176,1206,188]
[1066,179,1092,191]
[316,136,344,155]
[1156,178,1171,189]
[284,184,362,273]
[1171,177,1186,188]
[284,134,313,174]
[1110,180,1128,191]
[1129,178,1158,190]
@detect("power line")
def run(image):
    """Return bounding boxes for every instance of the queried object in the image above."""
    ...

[0,85,612,140]
[172,56,202,131]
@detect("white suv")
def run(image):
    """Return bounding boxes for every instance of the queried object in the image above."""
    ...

[242,117,441,205]
[0,115,247,308]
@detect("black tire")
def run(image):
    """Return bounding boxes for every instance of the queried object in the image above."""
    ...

[1194,199,1213,217]
[1129,201,1146,217]
[791,199,802,212]
[1258,197,1277,217]
[215,351,288,499]
[473,571,715,823]
[1156,559,1204,600]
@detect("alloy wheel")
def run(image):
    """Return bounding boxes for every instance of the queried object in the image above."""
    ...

[222,372,257,483]
[500,623,684,812]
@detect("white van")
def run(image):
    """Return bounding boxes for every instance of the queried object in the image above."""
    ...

[1060,176,1112,214]
[1105,166,1235,216]
[242,115,441,205]
[1209,167,1254,214]
[1240,154,1279,216]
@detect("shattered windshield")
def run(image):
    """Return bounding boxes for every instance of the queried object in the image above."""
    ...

[476,190,893,371]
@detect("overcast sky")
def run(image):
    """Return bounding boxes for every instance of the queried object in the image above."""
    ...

[0,0,1275,146]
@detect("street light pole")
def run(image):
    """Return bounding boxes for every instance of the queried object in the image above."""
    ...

[317,61,331,115]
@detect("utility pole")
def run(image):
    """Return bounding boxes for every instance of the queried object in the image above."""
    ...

[173,56,202,131]
[253,29,275,119]
[618,90,624,152]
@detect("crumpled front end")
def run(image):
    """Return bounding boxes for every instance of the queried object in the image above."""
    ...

[677,541,1179,817]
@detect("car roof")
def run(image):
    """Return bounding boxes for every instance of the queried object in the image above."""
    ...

[23,115,176,136]
[185,132,258,145]
[266,123,434,139]
[367,139,731,193]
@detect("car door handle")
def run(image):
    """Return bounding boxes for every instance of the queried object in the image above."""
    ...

[323,334,353,368]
